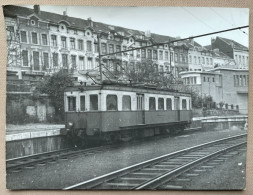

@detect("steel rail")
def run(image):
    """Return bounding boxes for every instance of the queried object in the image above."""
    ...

[6,145,110,171]
[135,142,246,189]
[63,133,247,190]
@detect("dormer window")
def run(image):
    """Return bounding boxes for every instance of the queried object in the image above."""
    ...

[31,20,36,26]
[85,30,92,37]
[129,38,134,43]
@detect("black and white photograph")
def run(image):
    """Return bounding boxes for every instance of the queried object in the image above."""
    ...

[4,4,249,190]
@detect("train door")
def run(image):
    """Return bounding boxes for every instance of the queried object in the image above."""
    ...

[174,97,180,121]
[137,94,145,124]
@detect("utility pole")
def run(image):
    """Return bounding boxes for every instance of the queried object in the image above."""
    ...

[97,34,103,84]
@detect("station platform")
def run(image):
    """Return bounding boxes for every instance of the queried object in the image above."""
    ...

[6,123,64,142]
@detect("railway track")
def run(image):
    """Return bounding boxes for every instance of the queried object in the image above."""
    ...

[6,145,111,172]
[6,126,201,173]
[64,133,247,190]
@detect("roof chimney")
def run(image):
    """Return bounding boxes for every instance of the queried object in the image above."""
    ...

[145,30,151,37]
[34,5,40,15]
[63,11,67,16]
[88,17,93,27]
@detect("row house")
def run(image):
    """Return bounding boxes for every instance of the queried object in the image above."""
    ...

[4,5,178,83]
[173,42,189,78]
[211,37,248,69]
[186,39,213,72]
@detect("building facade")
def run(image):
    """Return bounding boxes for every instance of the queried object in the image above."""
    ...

[180,68,248,114]
[211,36,248,69]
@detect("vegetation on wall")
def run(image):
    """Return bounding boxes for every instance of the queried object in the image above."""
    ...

[33,70,74,122]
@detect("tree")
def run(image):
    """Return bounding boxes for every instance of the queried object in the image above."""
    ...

[33,70,74,122]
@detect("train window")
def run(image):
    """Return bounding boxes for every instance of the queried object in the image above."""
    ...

[166,98,172,110]
[158,98,164,110]
[68,96,76,111]
[80,96,85,111]
[107,95,118,111]
[182,99,187,110]
[149,97,156,110]
[90,95,98,111]
[122,95,131,110]
[137,94,144,110]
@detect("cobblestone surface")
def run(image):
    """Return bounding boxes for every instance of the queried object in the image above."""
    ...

[6,128,247,190]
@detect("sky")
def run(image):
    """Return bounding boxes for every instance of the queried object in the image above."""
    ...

[23,5,249,47]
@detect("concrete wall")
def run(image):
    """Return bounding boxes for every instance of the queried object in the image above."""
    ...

[6,135,71,159]
[6,93,55,124]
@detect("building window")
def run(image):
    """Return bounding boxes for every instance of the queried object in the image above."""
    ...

[101,43,107,54]
[43,52,49,69]
[61,37,67,48]
[71,55,76,69]
[109,44,114,53]
[210,58,213,65]
[6,26,15,40]
[170,52,174,62]
[122,95,131,110]
[90,95,98,111]
[51,35,57,47]
[106,95,118,111]
[165,51,169,60]
[175,54,178,62]
[41,34,48,45]
[87,41,92,52]
[31,32,38,44]
[22,50,29,67]
[203,77,206,82]
[53,53,58,67]
[159,51,163,60]
[87,57,92,69]
[62,54,68,68]
[202,57,205,64]
[116,45,121,56]
[20,31,27,43]
[206,58,209,65]
[136,49,140,58]
[189,55,192,63]
[158,98,164,110]
[121,46,126,56]
[93,43,97,53]
[166,98,172,110]
[153,50,157,60]
[141,49,146,58]
[213,77,215,82]
[80,96,85,111]
[70,38,75,49]
[68,97,76,111]
[33,51,40,71]
[77,40,83,50]
[79,56,85,70]
[198,57,201,64]
[149,97,156,110]
[180,54,183,62]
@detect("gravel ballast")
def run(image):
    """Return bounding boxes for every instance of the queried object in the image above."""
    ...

[7,128,247,189]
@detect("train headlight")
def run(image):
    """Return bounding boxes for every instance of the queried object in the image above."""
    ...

[68,122,73,127]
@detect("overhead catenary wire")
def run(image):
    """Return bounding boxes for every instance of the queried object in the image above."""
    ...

[182,7,216,31]
[99,25,249,57]
[209,8,248,36]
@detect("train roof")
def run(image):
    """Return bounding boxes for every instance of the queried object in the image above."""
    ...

[65,83,191,97]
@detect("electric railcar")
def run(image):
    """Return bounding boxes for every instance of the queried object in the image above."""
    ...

[61,83,192,144]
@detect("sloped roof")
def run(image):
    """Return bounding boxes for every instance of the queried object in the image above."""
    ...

[218,37,248,51]
[3,5,178,44]
[204,45,212,50]
[212,50,232,59]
